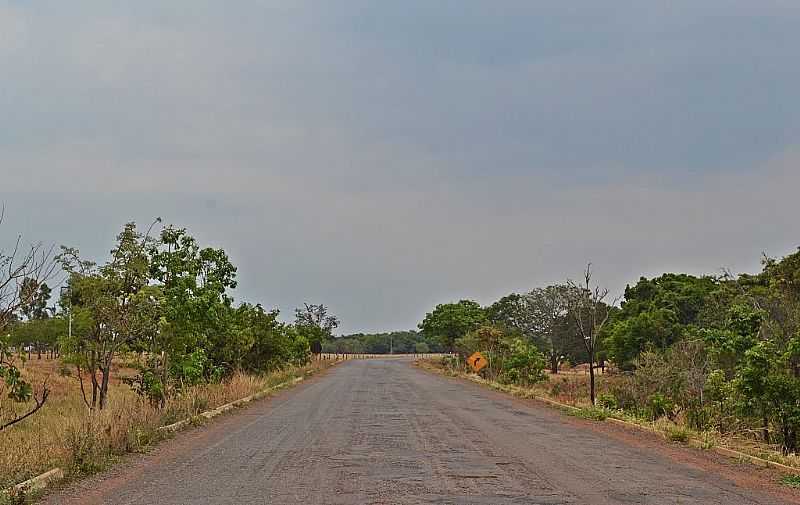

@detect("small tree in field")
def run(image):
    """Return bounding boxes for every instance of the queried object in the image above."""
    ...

[59,222,160,410]
[567,264,612,406]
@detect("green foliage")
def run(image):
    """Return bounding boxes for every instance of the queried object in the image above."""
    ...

[125,368,165,406]
[606,309,679,369]
[498,337,547,386]
[454,325,546,386]
[605,274,718,368]
[9,317,65,357]
[1,360,32,402]
[56,221,317,410]
[487,286,588,373]
[295,303,339,351]
[780,475,800,488]
[171,349,223,386]
[570,406,609,421]
[597,393,618,410]
[646,393,674,421]
[419,300,486,352]
[147,225,238,377]
[236,304,310,370]
[19,278,52,321]
[327,330,442,354]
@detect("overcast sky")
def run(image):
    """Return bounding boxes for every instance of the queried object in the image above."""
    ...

[2,1,799,333]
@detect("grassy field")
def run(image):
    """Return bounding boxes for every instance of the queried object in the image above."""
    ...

[0,356,333,491]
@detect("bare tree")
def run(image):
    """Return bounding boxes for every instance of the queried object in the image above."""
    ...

[0,206,58,430]
[295,303,340,334]
[567,264,614,406]
[0,208,59,330]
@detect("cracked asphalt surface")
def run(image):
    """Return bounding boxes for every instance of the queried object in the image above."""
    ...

[44,358,799,504]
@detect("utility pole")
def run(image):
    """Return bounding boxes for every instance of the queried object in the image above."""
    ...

[389,334,393,355]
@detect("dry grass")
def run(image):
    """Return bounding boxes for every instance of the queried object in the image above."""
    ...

[0,357,333,488]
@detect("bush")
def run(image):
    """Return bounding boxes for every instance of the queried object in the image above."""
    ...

[498,338,546,386]
[597,393,618,410]
[647,393,674,421]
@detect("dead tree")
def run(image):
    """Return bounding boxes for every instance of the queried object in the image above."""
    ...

[567,264,613,406]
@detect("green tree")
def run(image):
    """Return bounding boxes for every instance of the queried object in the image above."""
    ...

[235,303,310,371]
[487,286,584,373]
[414,342,430,354]
[295,303,339,353]
[606,308,679,369]
[142,226,237,402]
[605,273,718,368]
[19,278,52,321]
[59,222,161,409]
[419,300,486,352]
[454,325,546,385]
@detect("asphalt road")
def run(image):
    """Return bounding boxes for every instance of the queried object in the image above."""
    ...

[45,359,798,505]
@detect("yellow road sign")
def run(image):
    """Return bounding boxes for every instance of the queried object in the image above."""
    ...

[467,352,487,373]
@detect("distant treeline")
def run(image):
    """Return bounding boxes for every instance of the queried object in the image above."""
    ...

[322,331,444,354]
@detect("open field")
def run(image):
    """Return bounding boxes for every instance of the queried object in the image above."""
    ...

[0,355,334,492]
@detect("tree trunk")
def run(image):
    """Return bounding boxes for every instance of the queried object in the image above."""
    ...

[781,419,796,455]
[160,351,169,409]
[588,351,596,405]
[99,363,111,410]
[77,363,91,409]
[550,353,559,374]
[90,367,99,409]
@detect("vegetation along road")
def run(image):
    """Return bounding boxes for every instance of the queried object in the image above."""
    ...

[43,358,797,505]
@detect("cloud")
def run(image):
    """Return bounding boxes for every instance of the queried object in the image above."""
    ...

[1,1,799,332]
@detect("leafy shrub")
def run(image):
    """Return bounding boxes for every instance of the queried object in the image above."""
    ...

[647,393,674,420]
[498,338,546,386]
[597,393,618,410]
